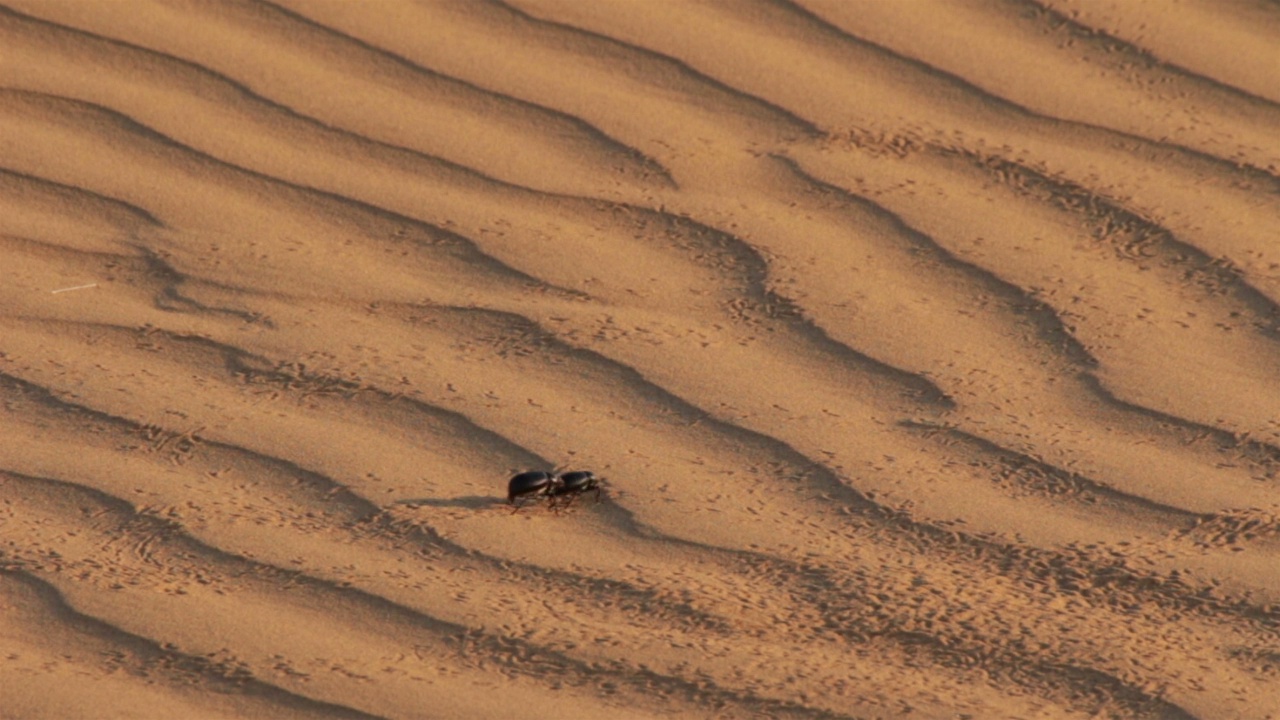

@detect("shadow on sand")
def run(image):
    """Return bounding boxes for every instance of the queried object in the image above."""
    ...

[391,495,505,510]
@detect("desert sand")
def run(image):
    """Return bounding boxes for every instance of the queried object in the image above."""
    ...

[2,1,1279,718]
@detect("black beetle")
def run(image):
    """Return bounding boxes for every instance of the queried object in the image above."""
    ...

[507,470,559,512]
[548,470,602,509]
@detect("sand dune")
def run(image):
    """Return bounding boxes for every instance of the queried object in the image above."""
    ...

[3,1,1279,718]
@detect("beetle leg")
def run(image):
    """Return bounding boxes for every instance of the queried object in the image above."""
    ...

[511,492,537,514]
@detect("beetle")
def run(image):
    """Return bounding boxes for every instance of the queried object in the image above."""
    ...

[548,470,602,510]
[507,470,560,512]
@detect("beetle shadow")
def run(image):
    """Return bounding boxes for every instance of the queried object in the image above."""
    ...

[391,495,505,510]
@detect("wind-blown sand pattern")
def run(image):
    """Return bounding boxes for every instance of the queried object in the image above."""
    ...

[2,1,1279,718]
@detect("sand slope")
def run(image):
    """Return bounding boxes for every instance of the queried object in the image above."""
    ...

[2,1,1279,718]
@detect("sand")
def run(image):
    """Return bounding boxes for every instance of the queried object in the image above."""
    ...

[2,1,1279,718]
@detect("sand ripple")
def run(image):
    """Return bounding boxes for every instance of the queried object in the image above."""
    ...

[3,1,1279,718]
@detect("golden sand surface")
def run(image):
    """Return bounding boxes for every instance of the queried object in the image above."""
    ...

[2,1,1279,718]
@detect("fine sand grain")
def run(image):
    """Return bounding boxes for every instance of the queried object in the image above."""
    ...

[3,1,1279,718]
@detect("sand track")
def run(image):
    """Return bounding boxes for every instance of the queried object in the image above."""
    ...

[2,1,1278,718]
